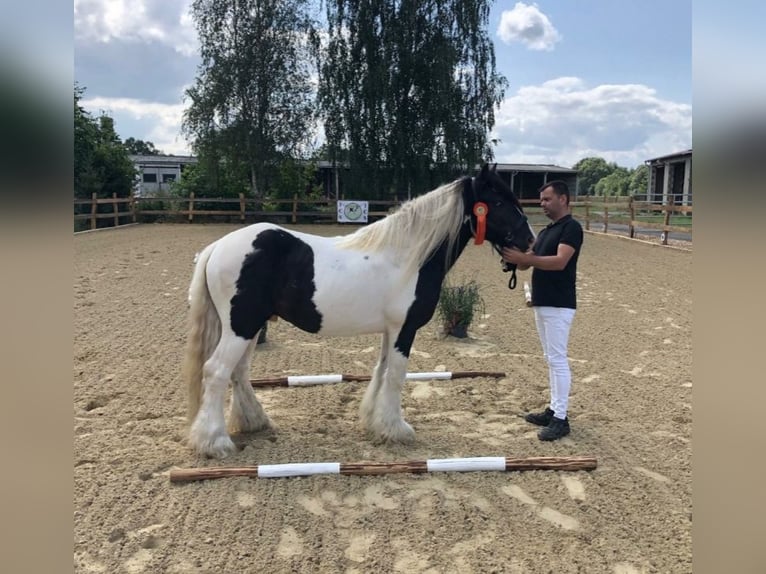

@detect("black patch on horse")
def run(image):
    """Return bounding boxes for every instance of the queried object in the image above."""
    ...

[230,229,323,339]
[394,224,475,357]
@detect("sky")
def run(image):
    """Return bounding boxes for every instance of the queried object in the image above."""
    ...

[74,0,692,169]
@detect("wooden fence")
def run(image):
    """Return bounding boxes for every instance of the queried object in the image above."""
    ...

[73,193,138,229]
[74,193,401,230]
[571,196,692,245]
[74,193,691,245]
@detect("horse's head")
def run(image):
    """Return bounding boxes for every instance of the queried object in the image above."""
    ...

[465,163,535,252]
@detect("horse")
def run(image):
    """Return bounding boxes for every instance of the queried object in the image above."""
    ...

[183,164,535,458]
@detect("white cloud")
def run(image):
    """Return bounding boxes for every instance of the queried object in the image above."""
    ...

[81,96,192,155]
[497,2,561,51]
[491,77,692,167]
[74,0,198,57]
[80,94,325,157]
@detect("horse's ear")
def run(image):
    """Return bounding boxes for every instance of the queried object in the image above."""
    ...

[491,163,498,173]
[479,163,489,177]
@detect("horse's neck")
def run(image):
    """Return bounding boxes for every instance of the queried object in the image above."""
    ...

[422,221,474,277]
[449,222,475,269]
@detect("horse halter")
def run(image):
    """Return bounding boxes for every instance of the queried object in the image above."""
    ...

[463,177,521,290]
[459,177,485,245]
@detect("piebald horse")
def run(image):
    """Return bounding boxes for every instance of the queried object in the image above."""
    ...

[184,164,535,457]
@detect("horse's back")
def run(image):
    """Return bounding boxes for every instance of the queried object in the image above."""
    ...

[212,221,283,251]
[201,221,417,338]
[210,222,344,255]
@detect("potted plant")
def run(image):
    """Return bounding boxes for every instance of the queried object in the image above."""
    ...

[437,280,485,338]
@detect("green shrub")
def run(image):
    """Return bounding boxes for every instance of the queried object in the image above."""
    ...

[437,280,485,338]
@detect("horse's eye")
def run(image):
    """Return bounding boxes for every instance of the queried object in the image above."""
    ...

[495,201,503,207]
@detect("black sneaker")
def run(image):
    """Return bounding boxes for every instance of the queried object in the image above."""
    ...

[538,416,570,441]
[525,407,554,426]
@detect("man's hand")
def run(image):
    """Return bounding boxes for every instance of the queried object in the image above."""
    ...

[501,247,531,270]
[503,244,575,272]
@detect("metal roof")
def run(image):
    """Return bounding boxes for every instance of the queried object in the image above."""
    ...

[491,163,577,173]
[645,149,692,164]
[315,161,577,173]
[141,157,577,173]
[129,154,198,164]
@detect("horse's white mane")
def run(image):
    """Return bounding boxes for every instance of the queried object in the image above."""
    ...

[337,178,466,273]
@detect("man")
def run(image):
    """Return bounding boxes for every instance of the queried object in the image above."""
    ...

[501,180,583,441]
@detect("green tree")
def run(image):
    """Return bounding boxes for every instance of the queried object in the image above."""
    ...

[269,158,321,200]
[74,84,136,230]
[93,115,137,198]
[74,85,135,200]
[74,84,99,198]
[594,169,630,196]
[171,153,249,200]
[183,0,320,199]
[319,0,506,199]
[572,157,613,196]
[628,164,649,197]
[124,137,162,155]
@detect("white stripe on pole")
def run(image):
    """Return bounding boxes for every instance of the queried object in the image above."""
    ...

[523,281,532,306]
[405,371,452,381]
[286,374,344,386]
[426,457,506,472]
[257,462,341,478]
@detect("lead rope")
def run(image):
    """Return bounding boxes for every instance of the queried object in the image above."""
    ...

[507,267,517,290]
[493,244,518,290]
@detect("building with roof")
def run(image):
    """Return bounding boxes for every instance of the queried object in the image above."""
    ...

[128,155,579,202]
[489,163,579,201]
[313,161,579,201]
[130,154,198,197]
[645,149,692,206]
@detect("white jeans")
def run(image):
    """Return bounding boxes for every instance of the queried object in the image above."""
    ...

[534,306,576,419]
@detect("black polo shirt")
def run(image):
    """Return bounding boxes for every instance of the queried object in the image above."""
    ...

[531,214,583,309]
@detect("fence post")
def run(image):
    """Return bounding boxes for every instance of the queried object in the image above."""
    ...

[112,193,119,227]
[91,192,98,230]
[188,192,195,222]
[584,200,590,231]
[239,193,246,222]
[603,203,608,234]
[629,196,635,238]
[662,196,673,245]
[292,193,298,224]
[130,192,137,223]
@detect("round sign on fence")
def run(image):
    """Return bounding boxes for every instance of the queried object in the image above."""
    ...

[660,231,667,243]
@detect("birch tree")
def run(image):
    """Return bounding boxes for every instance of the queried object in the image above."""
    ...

[183,0,319,199]
[319,0,506,198]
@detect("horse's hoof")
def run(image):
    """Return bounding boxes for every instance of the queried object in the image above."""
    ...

[229,415,273,434]
[190,433,237,459]
[207,435,237,458]
[372,421,415,444]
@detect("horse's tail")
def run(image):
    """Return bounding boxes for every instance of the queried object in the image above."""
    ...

[182,241,222,423]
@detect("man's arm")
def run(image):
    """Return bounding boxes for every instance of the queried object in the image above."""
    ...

[501,243,575,271]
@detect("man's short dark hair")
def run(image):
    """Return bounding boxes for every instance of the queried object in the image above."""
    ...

[539,180,570,204]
